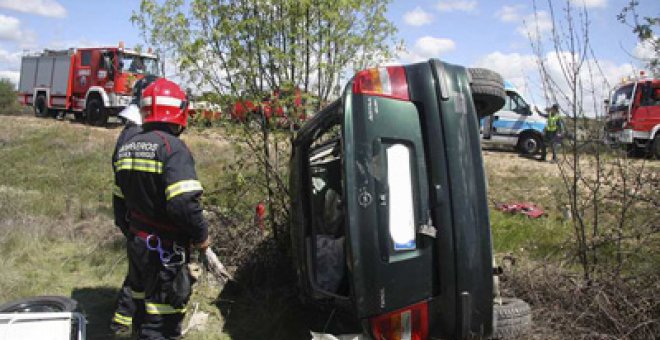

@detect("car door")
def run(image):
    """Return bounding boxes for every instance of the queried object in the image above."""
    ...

[342,73,434,320]
[491,91,531,137]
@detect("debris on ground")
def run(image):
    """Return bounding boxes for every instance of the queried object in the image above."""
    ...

[495,202,546,218]
[182,303,210,335]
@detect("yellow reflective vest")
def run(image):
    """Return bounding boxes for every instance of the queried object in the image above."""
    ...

[546,114,561,132]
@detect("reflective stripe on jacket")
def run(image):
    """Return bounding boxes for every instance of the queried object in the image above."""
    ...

[113,124,208,244]
[113,124,142,233]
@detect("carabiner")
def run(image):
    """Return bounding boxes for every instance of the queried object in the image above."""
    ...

[145,234,161,251]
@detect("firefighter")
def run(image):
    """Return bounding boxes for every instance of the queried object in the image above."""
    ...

[113,78,209,339]
[110,75,158,336]
[540,103,563,162]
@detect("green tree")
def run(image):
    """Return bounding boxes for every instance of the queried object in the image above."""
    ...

[131,0,398,240]
[0,78,21,115]
[132,0,397,111]
[618,1,660,76]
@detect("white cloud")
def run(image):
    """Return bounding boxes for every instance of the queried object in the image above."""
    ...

[0,0,67,18]
[0,47,24,87]
[404,7,433,26]
[0,15,37,48]
[570,0,607,8]
[474,50,638,117]
[0,48,22,67]
[495,5,525,23]
[633,38,658,62]
[399,36,456,62]
[518,11,553,40]
[473,51,538,98]
[436,0,477,12]
[0,70,20,86]
[0,14,22,41]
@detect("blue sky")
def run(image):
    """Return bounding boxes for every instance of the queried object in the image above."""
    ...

[1,0,657,110]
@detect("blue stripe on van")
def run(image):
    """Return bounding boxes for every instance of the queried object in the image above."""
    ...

[492,118,545,133]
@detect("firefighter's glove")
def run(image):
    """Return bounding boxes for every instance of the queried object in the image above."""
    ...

[188,262,202,282]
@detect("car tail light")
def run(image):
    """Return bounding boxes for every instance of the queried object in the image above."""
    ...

[370,301,429,340]
[353,66,409,101]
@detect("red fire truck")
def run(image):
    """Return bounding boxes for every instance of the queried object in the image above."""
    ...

[604,73,660,158]
[17,43,160,126]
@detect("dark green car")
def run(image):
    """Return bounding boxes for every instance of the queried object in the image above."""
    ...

[290,59,509,339]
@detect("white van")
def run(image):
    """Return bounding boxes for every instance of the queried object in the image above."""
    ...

[480,81,547,155]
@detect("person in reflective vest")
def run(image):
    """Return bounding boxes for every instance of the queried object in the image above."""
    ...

[113,78,210,339]
[541,103,563,162]
[110,75,158,336]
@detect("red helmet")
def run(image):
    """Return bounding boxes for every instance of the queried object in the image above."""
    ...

[140,78,189,127]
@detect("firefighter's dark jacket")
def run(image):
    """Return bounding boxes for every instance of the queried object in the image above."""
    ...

[112,123,208,244]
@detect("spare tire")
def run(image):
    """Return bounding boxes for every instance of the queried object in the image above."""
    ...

[491,297,532,339]
[0,296,78,313]
[34,94,50,118]
[468,68,506,119]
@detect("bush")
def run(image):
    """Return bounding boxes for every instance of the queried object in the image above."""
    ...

[0,78,22,115]
[501,260,660,339]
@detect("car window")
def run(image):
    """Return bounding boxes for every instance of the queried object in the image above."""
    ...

[81,51,91,66]
[504,92,531,115]
[387,144,416,251]
[640,83,660,107]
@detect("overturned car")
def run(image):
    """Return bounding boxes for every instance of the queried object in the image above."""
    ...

[289,59,528,339]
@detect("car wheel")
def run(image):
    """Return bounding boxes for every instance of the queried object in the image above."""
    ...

[625,143,646,158]
[653,134,660,160]
[468,68,506,119]
[0,296,78,313]
[518,134,541,155]
[85,98,108,126]
[491,297,531,339]
[34,95,49,118]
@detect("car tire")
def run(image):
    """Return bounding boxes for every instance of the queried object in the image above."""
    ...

[34,94,50,118]
[491,297,532,339]
[85,98,108,126]
[652,134,660,160]
[518,133,542,155]
[468,68,506,119]
[0,296,78,313]
[625,143,646,158]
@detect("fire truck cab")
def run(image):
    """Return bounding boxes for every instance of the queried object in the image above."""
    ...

[604,74,660,158]
[18,44,160,126]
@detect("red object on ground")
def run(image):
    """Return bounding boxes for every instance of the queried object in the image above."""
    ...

[495,202,545,218]
[255,201,266,231]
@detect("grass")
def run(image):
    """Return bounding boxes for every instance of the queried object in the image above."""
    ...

[490,210,570,259]
[1,114,657,339]
[0,115,230,338]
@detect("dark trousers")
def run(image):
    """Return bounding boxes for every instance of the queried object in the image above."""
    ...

[125,235,192,339]
[111,240,145,333]
[541,131,559,161]
[111,273,145,331]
